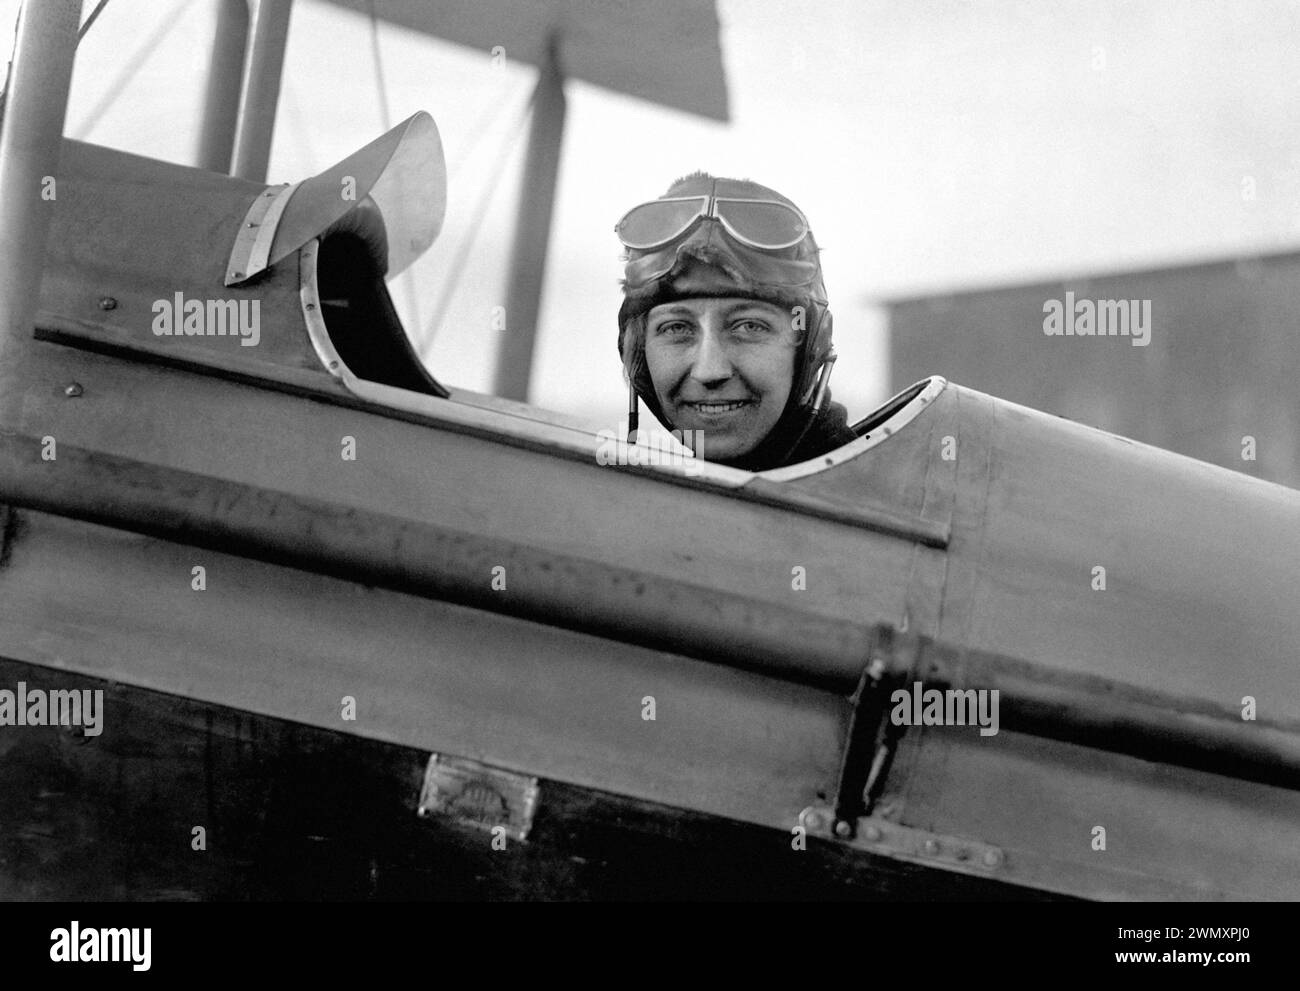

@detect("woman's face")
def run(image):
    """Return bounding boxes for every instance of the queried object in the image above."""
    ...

[644,296,798,461]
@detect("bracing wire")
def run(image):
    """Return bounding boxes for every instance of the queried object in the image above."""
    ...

[419,83,535,359]
[78,0,113,41]
[443,74,532,189]
[366,0,392,131]
[70,0,200,141]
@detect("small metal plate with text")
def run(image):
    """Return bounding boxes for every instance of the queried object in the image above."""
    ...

[417,754,540,841]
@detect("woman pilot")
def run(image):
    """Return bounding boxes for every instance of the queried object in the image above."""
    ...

[615,172,855,471]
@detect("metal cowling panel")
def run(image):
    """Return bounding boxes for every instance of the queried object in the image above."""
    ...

[956,386,1300,719]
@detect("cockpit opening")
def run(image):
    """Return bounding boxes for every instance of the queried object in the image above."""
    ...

[314,230,448,398]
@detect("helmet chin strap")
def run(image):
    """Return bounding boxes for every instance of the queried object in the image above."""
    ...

[626,381,640,443]
[806,349,837,413]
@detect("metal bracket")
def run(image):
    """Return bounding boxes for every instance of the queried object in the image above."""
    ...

[225,181,301,285]
[416,754,540,842]
[811,626,1006,879]
[829,625,914,835]
[800,804,1006,874]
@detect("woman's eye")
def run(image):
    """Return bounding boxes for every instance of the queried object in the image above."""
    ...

[732,319,770,336]
[655,321,693,337]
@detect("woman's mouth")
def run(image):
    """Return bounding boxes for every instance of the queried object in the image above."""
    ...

[683,399,753,416]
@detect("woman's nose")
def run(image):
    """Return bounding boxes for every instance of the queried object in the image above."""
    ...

[688,326,733,383]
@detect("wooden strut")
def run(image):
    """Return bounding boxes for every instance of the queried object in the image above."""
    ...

[0,0,80,367]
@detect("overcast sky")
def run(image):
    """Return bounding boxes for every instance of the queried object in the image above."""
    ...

[5,0,1299,425]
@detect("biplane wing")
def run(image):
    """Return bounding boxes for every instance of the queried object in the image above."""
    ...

[317,0,729,120]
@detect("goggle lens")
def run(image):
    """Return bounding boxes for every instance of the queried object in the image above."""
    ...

[615,197,710,250]
[715,199,808,249]
[616,196,809,250]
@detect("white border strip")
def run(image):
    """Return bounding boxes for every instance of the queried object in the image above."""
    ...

[758,377,948,482]
[226,181,301,285]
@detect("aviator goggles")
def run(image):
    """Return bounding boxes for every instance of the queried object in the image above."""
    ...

[615,195,811,252]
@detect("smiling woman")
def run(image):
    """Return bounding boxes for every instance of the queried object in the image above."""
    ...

[644,296,800,461]
[616,172,856,470]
